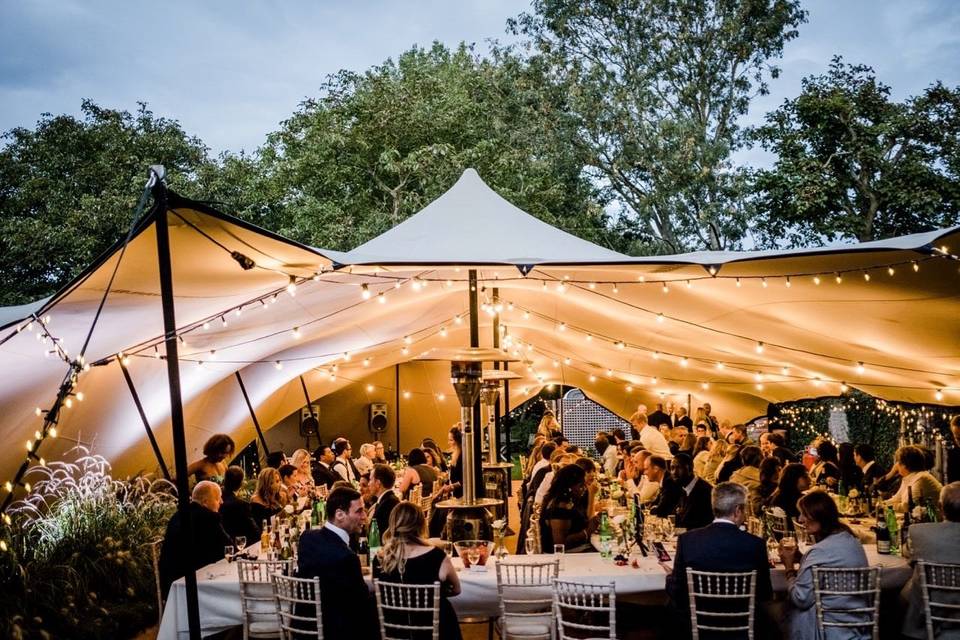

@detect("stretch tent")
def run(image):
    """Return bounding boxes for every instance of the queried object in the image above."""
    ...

[0,168,958,484]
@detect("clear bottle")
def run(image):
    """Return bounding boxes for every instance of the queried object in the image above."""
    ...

[358,536,369,568]
[368,519,381,569]
[260,519,271,557]
[598,512,613,559]
[885,505,900,555]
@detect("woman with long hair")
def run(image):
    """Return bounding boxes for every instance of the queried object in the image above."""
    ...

[837,442,864,492]
[750,457,782,517]
[536,411,560,438]
[288,449,315,498]
[420,438,448,473]
[768,463,811,522]
[811,440,841,489]
[692,436,713,479]
[376,502,462,640]
[187,434,235,484]
[445,425,463,498]
[779,491,867,639]
[397,448,438,499]
[249,467,284,524]
[540,464,593,552]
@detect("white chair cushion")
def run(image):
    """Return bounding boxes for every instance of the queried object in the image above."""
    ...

[503,620,551,636]
[248,620,280,634]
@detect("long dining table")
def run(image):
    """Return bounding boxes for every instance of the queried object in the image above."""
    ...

[157,542,912,639]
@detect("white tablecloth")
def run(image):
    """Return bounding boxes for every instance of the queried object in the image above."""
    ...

[157,545,912,638]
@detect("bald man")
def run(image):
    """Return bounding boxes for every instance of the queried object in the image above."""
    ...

[158,481,231,598]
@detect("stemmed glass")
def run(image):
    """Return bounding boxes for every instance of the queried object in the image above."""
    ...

[235,536,247,553]
[525,537,537,555]
[224,545,235,562]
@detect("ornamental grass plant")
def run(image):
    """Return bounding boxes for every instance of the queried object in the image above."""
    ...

[0,448,176,639]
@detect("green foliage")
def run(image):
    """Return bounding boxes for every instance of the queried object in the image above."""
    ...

[0,450,176,640]
[0,100,213,305]
[752,56,960,246]
[508,0,807,252]
[212,42,610,253]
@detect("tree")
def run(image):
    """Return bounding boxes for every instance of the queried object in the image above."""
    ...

[0,100,212,305]
[752,57,960,246]
[508,0,807,253]
[232,42,610,252]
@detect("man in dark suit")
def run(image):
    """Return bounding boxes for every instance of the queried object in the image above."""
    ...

[647,455,683,518]
[761,432,797,465]
[672,453,713,530]
[369,463,400,535]
[297,485,376,640]
[158,481,231,599]
[648,403,671,429]
[312,445,339,489]
[667,482,773,637]
[853,443,887,492]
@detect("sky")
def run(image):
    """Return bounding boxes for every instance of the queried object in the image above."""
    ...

[1,0,959,161]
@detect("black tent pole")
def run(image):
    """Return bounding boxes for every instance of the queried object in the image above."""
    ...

[118,357,171,480]
[492,287,501,463]
[468,270,483,494]
[235,371,270,458]
[154,194,202,640]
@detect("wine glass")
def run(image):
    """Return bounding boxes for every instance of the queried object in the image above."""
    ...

[466,546,481,568]
[224,545,235,562]
[235,536,247,552]
[525,537,537,555]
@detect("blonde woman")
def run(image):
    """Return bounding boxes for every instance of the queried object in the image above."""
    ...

[289,449,316,497]
[536,411,559,437]
[376,502,462,639]
[701,438,727,484]
[249,467,284,524]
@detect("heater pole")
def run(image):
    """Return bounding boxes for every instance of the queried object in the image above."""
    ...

[468,270,483,500]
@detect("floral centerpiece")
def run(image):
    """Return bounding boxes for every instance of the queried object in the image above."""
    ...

[491,519,508,559]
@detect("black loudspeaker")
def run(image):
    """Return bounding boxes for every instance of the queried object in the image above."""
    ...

[300,405,319,437]
[370,403,388,432]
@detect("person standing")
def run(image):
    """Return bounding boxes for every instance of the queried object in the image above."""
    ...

[186,434,235,484]
[853,443,886,491]
[647,403,671,429]
[298,486,376,640]
[634,411,672,459]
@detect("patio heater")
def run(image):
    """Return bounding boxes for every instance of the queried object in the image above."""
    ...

[417,347,517,541]
[481,368,520,530]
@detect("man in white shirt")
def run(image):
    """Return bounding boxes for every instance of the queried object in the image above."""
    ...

[619,447,660,504]
[633,411,672,459]
[331,437,359,483]
[354,443,376,478]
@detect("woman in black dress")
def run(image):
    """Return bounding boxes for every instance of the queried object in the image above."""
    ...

[376,502,462,640]
[540,464,593,553]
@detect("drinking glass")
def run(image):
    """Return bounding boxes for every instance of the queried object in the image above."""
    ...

[525,537,537,555]
[442,541,454,557]
[466,547,481,568]
[235,536,247,552]
[780,536,797,562]
[553,544,565,570]
[224,545,235,562]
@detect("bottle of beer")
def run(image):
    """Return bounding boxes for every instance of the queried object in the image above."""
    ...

[598,512,613,559]
[260,519,271,556]
[885,505,900,555]
[875,507,891,555]
[901,489,914,554]
[358,536,370,568]
[368,519,382,569]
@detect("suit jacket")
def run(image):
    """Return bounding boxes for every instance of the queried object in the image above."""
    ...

[648,410,671,428]
[298,525,376,640]
[372,490,400,536]
[312,461,338,489]
[219,493,260,543]
[675,478,714,530]
[158,502,231,599]
[668,521,772,634]
[861,461,887,490]
[651,475,684,518]
[902,521,960,639]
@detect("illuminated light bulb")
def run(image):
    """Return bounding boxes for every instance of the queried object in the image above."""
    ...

[813,377,822,387]
[616,341,625,350]
[936,389,944,401]
[657,313,664,323]
[785,276,791,288]
[686,280,693,289]
[680,358,689,367]
[403,335,412,344]
[840,383,849,393]
[287,276,297,296]
[863,272,871,282]
[564,358,571,366]
[589,375,597,382]
[203,321,210,330]
[589,282,596,289]
[394,281,401,289]
[26,441,32,452]
[291,327,301,339]
[523,311,530,320]
[754,372,763,382]
[361,284,371,299]
[558,322,566,332]
[606,369,614,377]
[886,265,896,276]
[34,430,41,440]
[716,362,725,370]
[662,283,669,294]
[3,482,10,492]
[701,382,709,390]
[553,360,559,368]
[612,284,619,294]
[755,383,764,391]
[563,275,570,280]
[585,333,593,342]
[494,303,503,313]
[781,366,789,376]
[76,391,84,402]
[2,514,8,524]
[526,344,533,352]
[651,376,659,385]
[366,384,374,392]
[329,374,336,381]
[507,302,514,311]
[363,358,371,367]
[522,387,529,395]
[445,279,453,288]
[653,351,660,360]
[626,385,633,392]
[756,342,764,354]
[274,361,283,370]
[49,427,57,438]
[556,282,567,293]
[121,355,130,366]
[23,483,30,493]
[403,391,411,399]
[343,352,351,361]
[542,281,548,291]
[708,266,718,276]
[856,362,865,375]
[411,278,422,292]
[401,346,409,355]
[34,407,42,416]
[736,278,742,288]
[437,393,446,401]
[813,276,821,285]
[219,316,228,328]
[835,273,842,284]
[912,261,919,272]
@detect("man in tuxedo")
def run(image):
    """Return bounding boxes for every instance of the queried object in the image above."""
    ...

[667,482,773,637]
[369,463,400,535]
[312,445,339,489]
[673,406,693,430]
[647,455,683,518]
[671,453,713,530]
[331,438,361,484]
[298,486,376,640]
[854,443,887,491]
[902,482,960,638]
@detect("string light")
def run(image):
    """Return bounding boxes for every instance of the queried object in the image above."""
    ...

[888,266,895,276]
[363,358,371,367]
[835,273,843,284]
[439,327,447,337]
[913,261,919,272]
[756,342,764,354]
[291,327,301,339]
[761,278,768,288]
[785,277,791,288]
[274,361,283,370]
[361,284,371,299]
[287,275,297,296]
[935,390,944,401]
[856,362,865,375]
[680,357,688,367]
[736,278,742,288]
[813,276,821,285]
[863,272,871,282]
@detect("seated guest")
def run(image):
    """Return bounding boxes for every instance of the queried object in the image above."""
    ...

[265,451,287,469]
[691,436,712,479]
[853,443,886,492]
[420,438,448,473]
[672,453,713,530]
[625,449,660,504]
[541,464,594,553]
[331,438,360,484]
[760,431,796,464]
[312,445,339,489]
[298,486,376,640]
[397,448,437,499]
[219,465,260,543]
[534,450,578,507]
[767,463,810,523]
[667,482,772,637]
[750,457,782,518]
[702,438,727,484]
[354,443,376,479]
[778,490,868,640]
[669,425,689,457]
[376,502,462,640]
[289,449,316,497]
[729,445,763,492]
[158,481,231,599]
[838,442,864,491]
[887,445,943,513]
[811,440,841,489]
[634,411,672,459]
[249,467,284,524]
[278,463,298,504]
[678,432,696,456]
[523,441,557,503]
[715,442,743,483]
[186,434,235,484]
[573,457,600,518]
[647,455,683,518]
[369,463,400,535]
[595,432,618,477]
[372,440,387,464]
[901,482,960,638]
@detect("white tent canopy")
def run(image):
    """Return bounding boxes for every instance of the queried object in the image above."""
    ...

[1,169,958,482]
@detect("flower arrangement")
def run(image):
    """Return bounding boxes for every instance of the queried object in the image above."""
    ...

[0,447,177,639]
